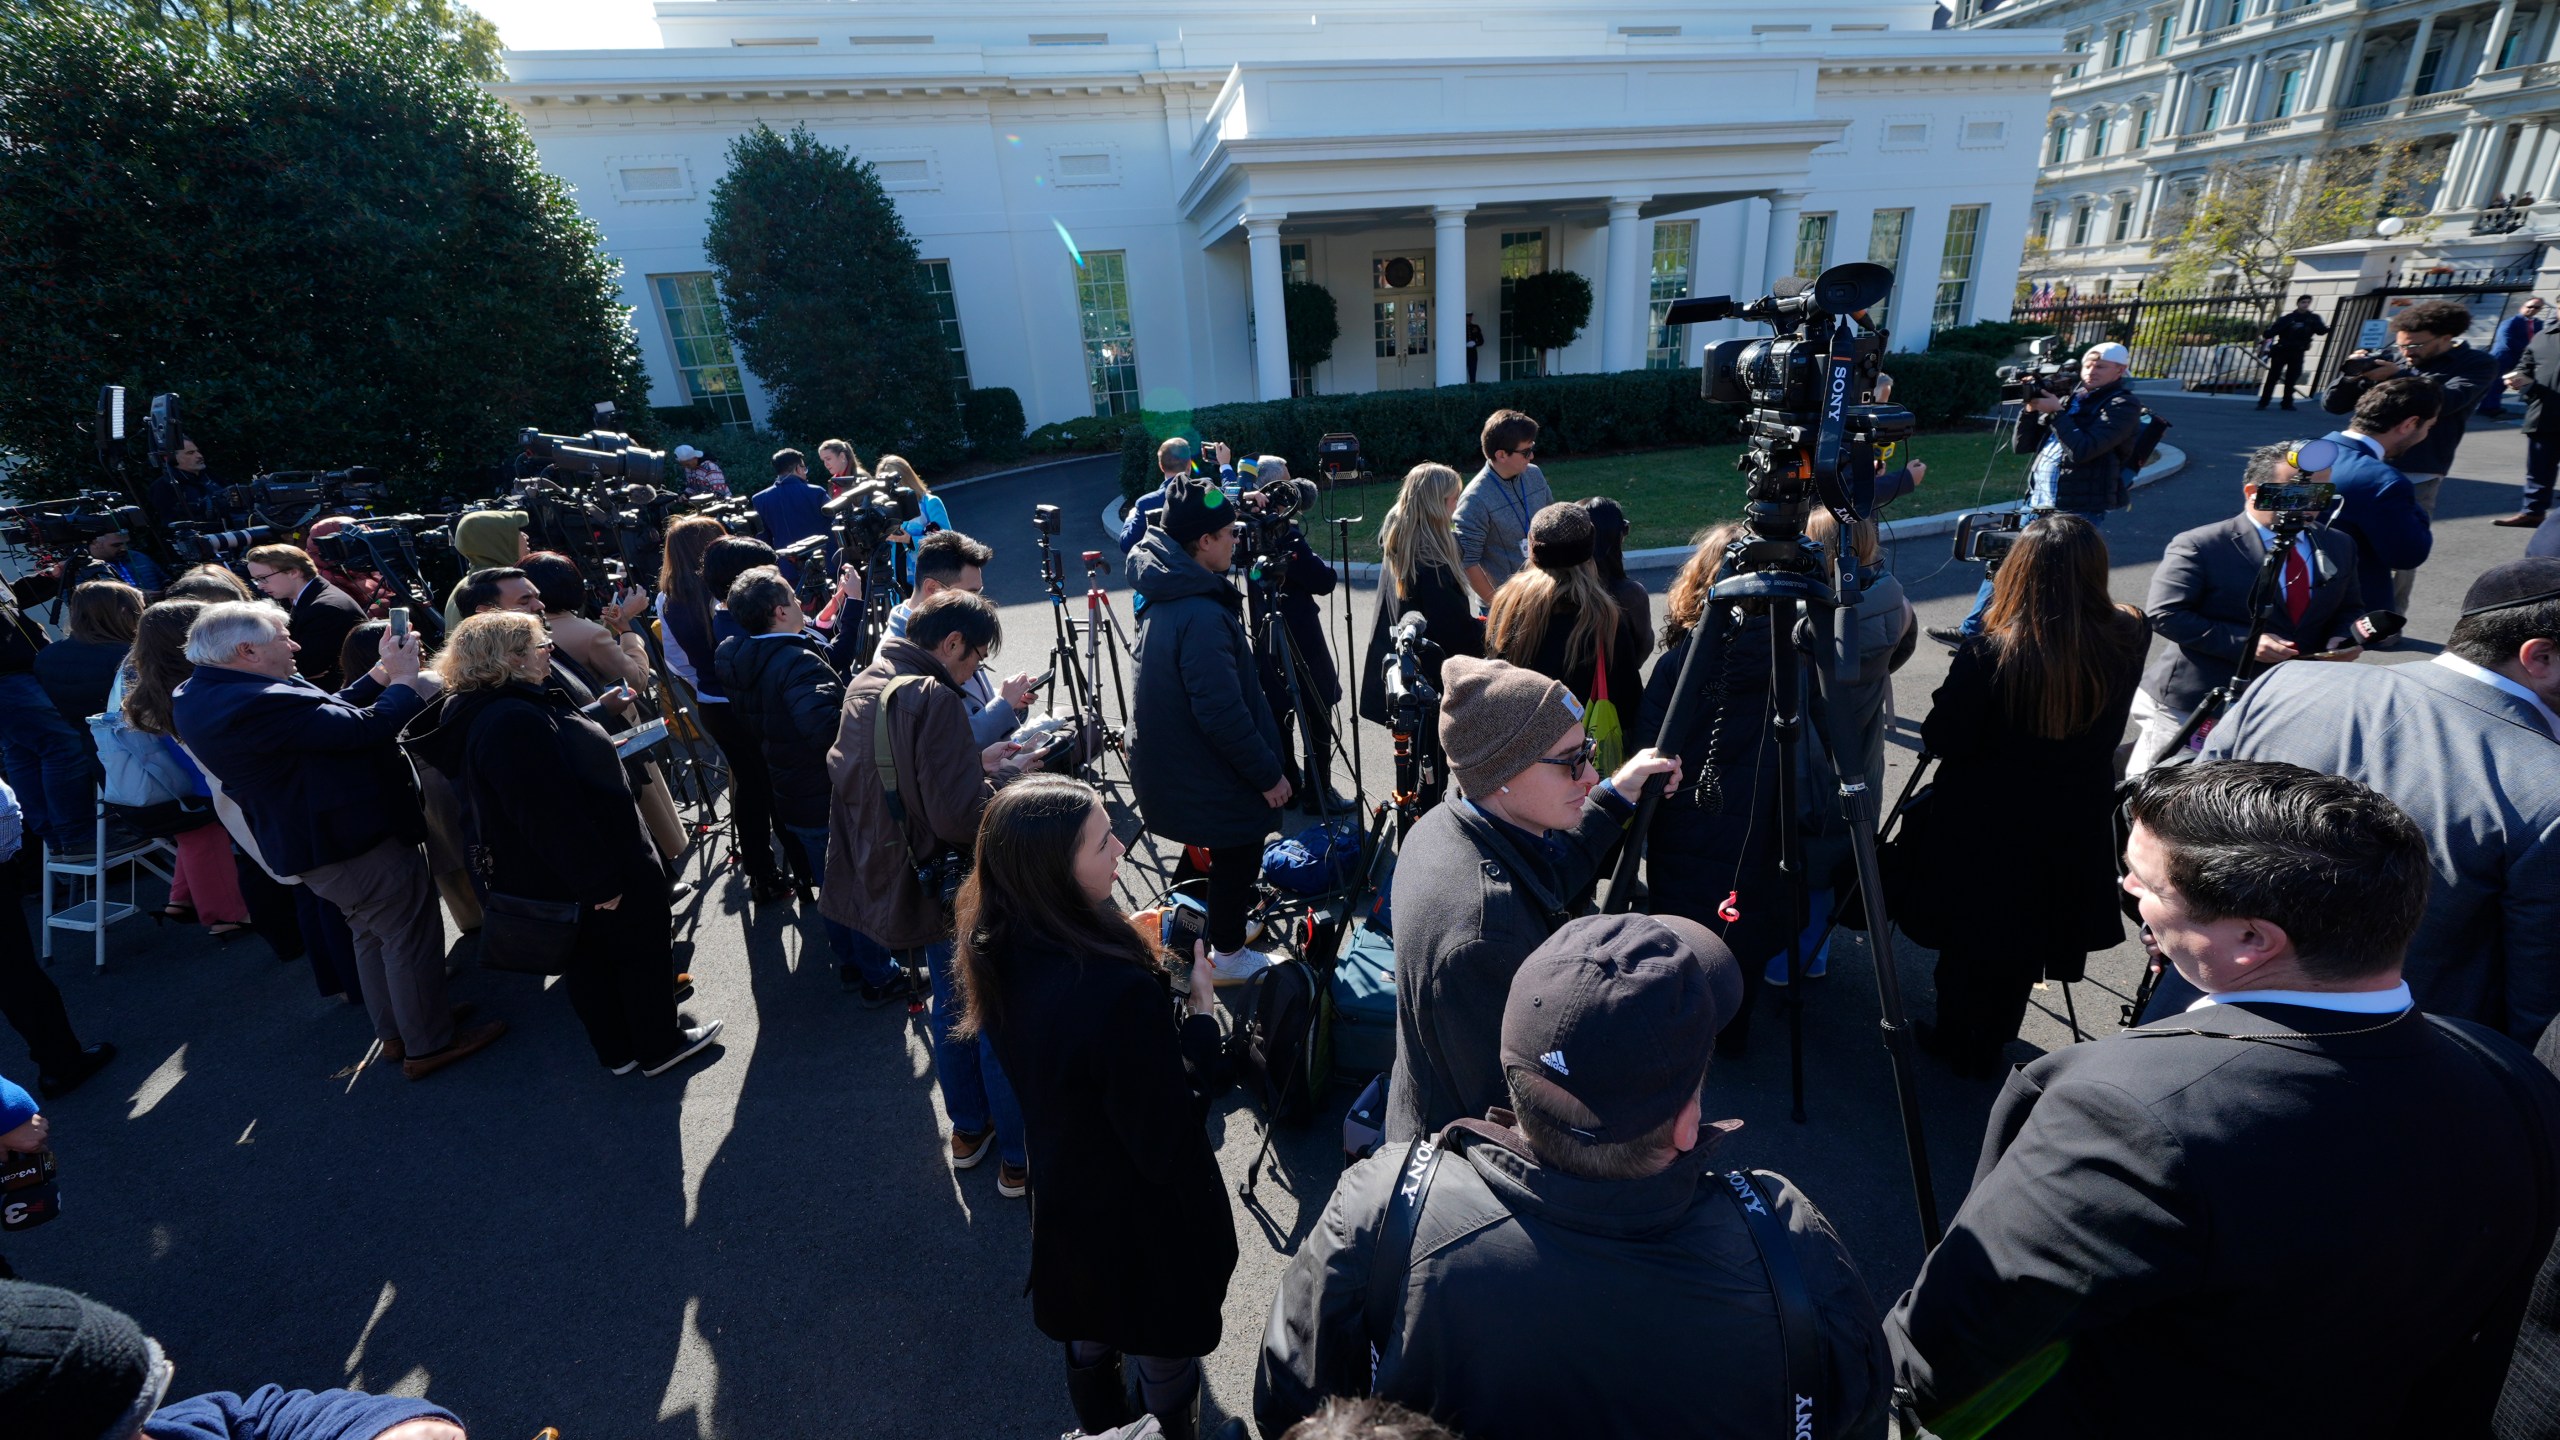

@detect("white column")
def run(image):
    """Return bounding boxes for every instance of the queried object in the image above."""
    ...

[2442,120,2487,209]
[1245,215,1292,401]
[2399,14,2437,96]
[2484,0,2523,71]
[2164,70,2189,134]
[2313,32,2353,110]
[1431,205,1471,387]
[1764,189,1809,293]
[1600,197,1651,374]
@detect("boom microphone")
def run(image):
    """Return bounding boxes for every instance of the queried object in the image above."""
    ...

[1391,613,1428,649]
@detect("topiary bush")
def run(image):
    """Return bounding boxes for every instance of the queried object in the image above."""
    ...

[1509,270,1595,374]
[965,386,1027,463]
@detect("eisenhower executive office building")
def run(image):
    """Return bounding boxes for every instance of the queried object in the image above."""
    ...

[496,2,2064,429]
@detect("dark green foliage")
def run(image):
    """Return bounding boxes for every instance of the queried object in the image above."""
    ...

[702,124,964,472]
[657,423,792,484]
[1283,279,1341,382]
[1510,270,1596,364]
[41,0,503,79]
[0,6,649,505]
[1882,353,2001,427]
[965,387,1028,463]
[1923,319,2060,358]
[1108,353,2006,501]
[1026,414,1140,455]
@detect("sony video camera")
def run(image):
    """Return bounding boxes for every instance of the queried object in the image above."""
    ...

[1951,509,2042,573]
[1997,335,2078,403]
[1236,464,1317,561]
[827,477,922,561]
[166,523,276,563]
[517,408,669,489]
[2338,345,2404,378]
[307,514,455,577]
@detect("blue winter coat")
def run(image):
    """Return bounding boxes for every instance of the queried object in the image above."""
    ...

[2319,431,2435,611]
[1125,530,1283,850]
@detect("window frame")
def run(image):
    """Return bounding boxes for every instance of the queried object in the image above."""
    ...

[1933,204,1986,333]
[650,272,753,428]
[1866,208,1911,336]
[1646,219,1699,369]
[1498,229,1549,380]
[1072,250,1141,418]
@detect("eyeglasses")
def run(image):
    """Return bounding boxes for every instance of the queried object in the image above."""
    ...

[523,638,555,654]
[1531,738,1598,775]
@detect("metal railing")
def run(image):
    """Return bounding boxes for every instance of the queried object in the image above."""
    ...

[2012,287,2285,389]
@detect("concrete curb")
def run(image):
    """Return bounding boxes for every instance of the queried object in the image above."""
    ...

[1095,442,2191,578]
[933,451,1113,494]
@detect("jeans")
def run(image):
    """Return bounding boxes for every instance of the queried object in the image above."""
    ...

[921,939,1025,1167]
[2527,438,2555,515]
[781,824,900,988]
[2391,475,2444,613]
[1958,508,2111,635]
[0,673,97,850]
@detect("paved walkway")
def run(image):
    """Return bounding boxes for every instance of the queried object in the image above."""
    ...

[6,396,2542,1436]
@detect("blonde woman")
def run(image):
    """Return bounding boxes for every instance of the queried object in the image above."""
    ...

[1484,501,1644,709]
[402,612,722,1078]
[877,454,955,590]
[1358,462,1483,725]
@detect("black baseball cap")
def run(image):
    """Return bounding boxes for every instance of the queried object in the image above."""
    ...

[1500,913,1741,1143]
[2460,557,2560,618]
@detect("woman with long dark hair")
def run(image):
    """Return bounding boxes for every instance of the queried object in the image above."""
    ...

[1915,513,2148,1075]
[657,516,787,899]
[121,601,253,939]
[953,774,1233,1440]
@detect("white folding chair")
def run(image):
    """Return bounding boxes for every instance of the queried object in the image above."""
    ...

[41,793,177,971]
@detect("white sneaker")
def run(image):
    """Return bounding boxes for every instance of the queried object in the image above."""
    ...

[643,1020,725,1077]
[1210,946,1277,987]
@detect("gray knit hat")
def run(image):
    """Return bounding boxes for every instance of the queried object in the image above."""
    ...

[1439,655,1585,798]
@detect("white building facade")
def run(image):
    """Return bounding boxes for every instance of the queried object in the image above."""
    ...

[497,2,2064,429]
[1961,0,2560,296]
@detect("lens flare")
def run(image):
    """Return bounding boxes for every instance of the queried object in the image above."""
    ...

[1052,218,1085,267]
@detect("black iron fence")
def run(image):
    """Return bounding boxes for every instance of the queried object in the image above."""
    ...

[2010,288,2286,390]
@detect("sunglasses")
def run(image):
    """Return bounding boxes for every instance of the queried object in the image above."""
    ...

[1531,738,1598,775]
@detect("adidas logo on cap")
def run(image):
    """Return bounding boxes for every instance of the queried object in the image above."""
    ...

[1540,1049,1569,1075]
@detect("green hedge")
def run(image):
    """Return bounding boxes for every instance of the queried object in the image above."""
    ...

[1090,358,2000,501]
[1924,319,2061,358]
[965,386,1027,462]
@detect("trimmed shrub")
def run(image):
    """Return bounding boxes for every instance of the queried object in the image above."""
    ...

[1925,319,2061,358]
[1026,413,1139,455]
[658,424,794,484]
[1284,280,1342,383]
[1884,352,2002,426]
[965,386,1027,463]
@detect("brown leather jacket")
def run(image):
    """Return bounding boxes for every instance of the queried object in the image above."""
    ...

[821,637,994,950]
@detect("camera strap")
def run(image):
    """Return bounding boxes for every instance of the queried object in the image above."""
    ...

[1365,1133,1448,1384]
[1722,1168,1826,1440]
[871,674,940,877]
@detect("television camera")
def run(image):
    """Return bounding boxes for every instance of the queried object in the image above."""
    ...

[0,494,146,555]
[1997,334,2078,403]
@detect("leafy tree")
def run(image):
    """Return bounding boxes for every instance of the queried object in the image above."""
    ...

[2150,140,2442,291]
[1509,270,1594,375]
[0,6,647,503]
[702,124,964,470]
[17,0,504,79]
[1282,279,1340,392]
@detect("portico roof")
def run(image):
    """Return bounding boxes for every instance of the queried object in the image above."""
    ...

[1182,55,1844,241]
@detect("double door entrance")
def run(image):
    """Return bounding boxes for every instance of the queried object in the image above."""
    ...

[1372,251,1433,390]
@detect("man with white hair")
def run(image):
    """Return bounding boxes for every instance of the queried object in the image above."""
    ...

[172,602,504,1080]
[1934,341,2146,644]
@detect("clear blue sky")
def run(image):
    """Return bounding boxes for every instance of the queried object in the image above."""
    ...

[466,0,662,51]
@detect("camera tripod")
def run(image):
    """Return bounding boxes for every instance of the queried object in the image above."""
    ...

[1243,529,1363,824]
[1620,261,1943,1249]
[2155,513,2332,767]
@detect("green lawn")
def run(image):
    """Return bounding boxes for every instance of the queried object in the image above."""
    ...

[1301,427,2036,556]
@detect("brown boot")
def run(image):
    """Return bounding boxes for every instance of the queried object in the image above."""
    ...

[376,1005,477,1067]
[401,1019,508,1080]
[2492,511,2547,528]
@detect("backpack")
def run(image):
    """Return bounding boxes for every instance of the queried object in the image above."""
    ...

[1261,820,1361,897]
[1233,953,1330,1127]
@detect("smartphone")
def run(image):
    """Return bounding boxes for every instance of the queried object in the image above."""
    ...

[1160,895,1209,960]
[1028,668,1053,693]
[388,607,410,642]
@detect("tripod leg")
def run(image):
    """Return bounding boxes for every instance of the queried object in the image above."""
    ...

[1842,802,1945,1249]
[1768,598,1811,1125]
[2061,979,2084,1043]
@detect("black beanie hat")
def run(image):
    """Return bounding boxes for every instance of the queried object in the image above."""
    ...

[0,1280,171,1440]
[1157,476,1234,550]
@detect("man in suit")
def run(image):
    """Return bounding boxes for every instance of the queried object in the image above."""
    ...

[173,602,505,1080]
[2319,376,2438,619]
[243,544,366,690]
[2126,443,2363,772]
[1890,760,2560,1440]
[2189,558,2560,1042]
[2255,294,2328,410]
[2499,315,2560,527]
[2483,295,2547,419]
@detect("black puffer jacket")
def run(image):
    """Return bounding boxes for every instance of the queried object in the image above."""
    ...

[402,681,656,905]
[1256,1116,1891,1440]
[2015,379,2144,514]
[1125,530,1284,850]
[713,629,842,830]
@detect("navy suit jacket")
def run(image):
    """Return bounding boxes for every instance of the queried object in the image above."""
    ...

[2320,431,2433,610]
[170,665,429,877]
[2140,513,2360,713]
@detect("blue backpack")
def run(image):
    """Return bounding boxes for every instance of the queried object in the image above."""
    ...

[1261,821,1360,896]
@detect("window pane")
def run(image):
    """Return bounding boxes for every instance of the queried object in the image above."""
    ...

[1498,230,1547,380]
[1794,213,1832,281]
[651,272,752,429]
[1866,209,1909,334]
[1647,220,1698,369]
[1934,205,1984,332]
[1075,251,1140,417]
[916,260,971,402]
